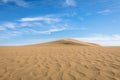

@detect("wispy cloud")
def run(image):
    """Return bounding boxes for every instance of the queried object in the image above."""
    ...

[1,0,28,7]
[0,24,67,39]
[0,31,22,39]
[97,9,111,15]
[0,15,69,39]
[74,34,120,46]
[30,26,66,34]
[20,22,42,27]
[0,26,5,30]
[3,22,16,29]
[19,16,61,24]
[65,0,76,6]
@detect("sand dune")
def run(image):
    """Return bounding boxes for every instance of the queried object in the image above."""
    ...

[30,39,100,47]
[0,39,120,80]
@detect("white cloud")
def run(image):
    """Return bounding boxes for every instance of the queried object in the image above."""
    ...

[74,34,120,46]
[0,25,67,39]
[0,31,22,39]
[97,9,111,14]
[19,16,61,24]
[20,22,33,27]
[3,22,16,29]
[0,14,79,40]
[0,26,5,30]
[0,15,68,39]
[1,0,28,7]
[65,0,76,6]
[20,22,42,27]
[30,26,66,34]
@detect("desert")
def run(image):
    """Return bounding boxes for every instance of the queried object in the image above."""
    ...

[0,0,120,80]
[0,39,120,80]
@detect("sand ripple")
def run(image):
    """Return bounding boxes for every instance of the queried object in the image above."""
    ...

[0,46,120,80]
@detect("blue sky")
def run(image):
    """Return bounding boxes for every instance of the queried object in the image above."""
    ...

[0,0,120,46]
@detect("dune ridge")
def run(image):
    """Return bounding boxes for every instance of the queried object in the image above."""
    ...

[29,39,100,47]
[0,39,120,80]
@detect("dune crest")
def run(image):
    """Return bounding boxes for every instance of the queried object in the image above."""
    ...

[31,38,100,47]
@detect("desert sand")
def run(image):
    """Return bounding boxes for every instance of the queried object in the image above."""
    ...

[0,39,120,80]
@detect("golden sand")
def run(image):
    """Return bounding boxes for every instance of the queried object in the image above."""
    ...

[0,39,120,80]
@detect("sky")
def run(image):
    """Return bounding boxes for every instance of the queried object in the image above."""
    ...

[0,0,120,46]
